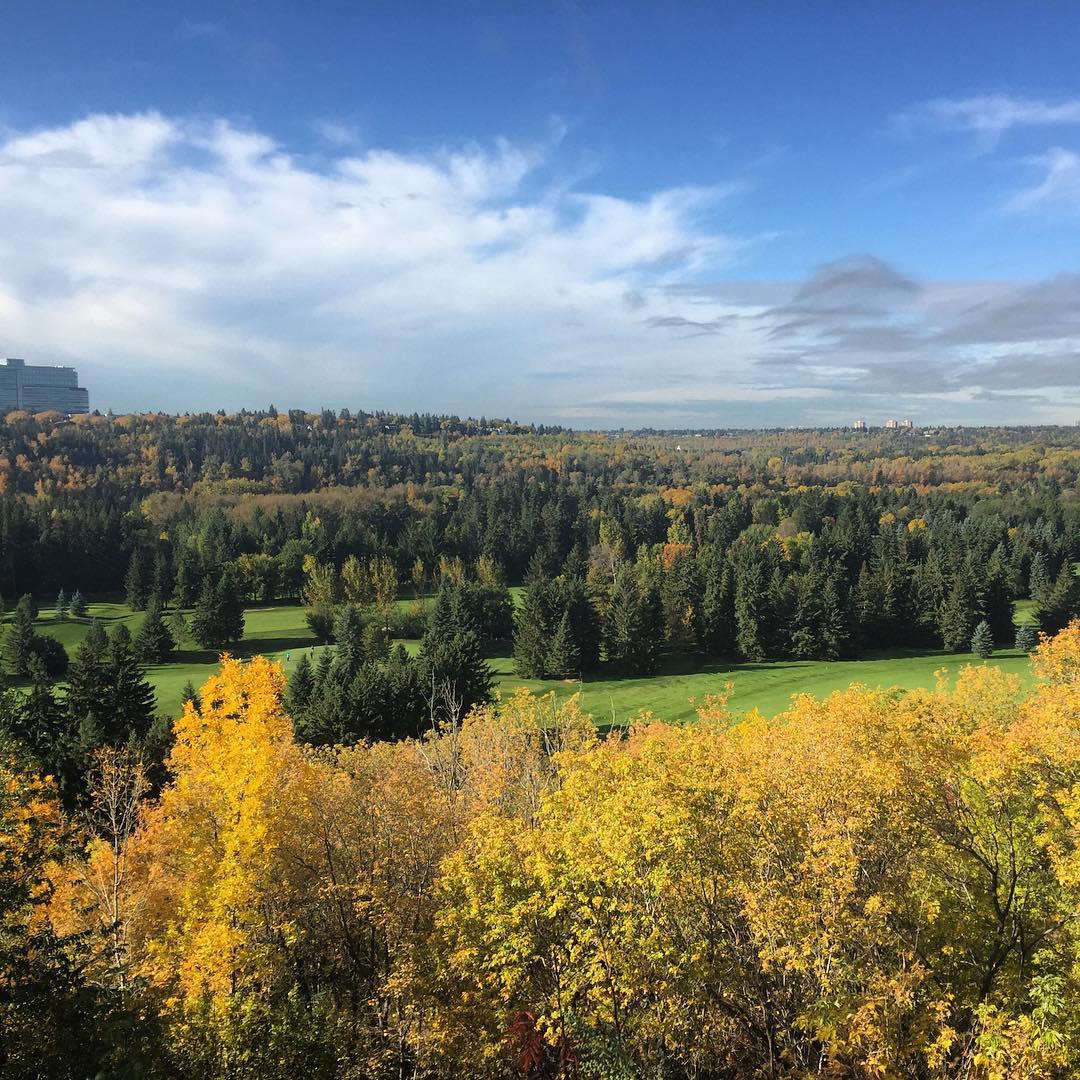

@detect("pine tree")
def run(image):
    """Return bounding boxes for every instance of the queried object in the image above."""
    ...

[124,547,150,611]
[514,581,552,678]
[1035,563,1080,636]
[134,594,176,664]
[970,619,994,658]
[1015,621,1039,653]
[69,588,87,618]
[547,611,580,679]
[4,594,38,676]
[54,588,68,622]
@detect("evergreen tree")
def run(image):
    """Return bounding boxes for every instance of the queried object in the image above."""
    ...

[1035,563,1080,636]
[3,594,38,676]
[69,588,87,618]
[314,648,334,690]
[332,604,365,679]
[180,679,201,712]
[134,594,176,664]
[65,621,109,739]
[822,571,852,659]
[790,570,823,660]
[190,574,245,649]
[286,654,316,716]
[102,625,156,744]
[1015,621,1039,653]
[701,561,735,657]
[124,547,150,611]
[18,655,67,768]
[1029,551,1051,601]
[152,549,172,605]
[603,568,661,675]
[547,610,580,679]
[733,556,770,662]
[167,607,188,647]
[983,546,1016,647]
[54,588,68,622]
[361,621,390,664]
[173,546,200,607]
[514,581,552,678]
[970,619,994,658]
[939,565,981,652]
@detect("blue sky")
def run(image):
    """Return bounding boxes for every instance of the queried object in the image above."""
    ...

[1,2,1079,426]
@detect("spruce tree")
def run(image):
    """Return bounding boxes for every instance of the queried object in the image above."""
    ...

[332,605,365,679]
[818,572,851,661]
[190,575,245,650]
[939,565,980,652]
[547,610,580,679]
[69,588,87,618]
[1015,621,1039,653]
[970,619,994,658]
[733,557,770,662]
[102,625,156,744]
[124,547,150,611]
[701,562,735,657]
[983,546,1016,647]
[3,595,38,676]
[173,546,200,607]
[286,654,316,715]
[514,581,552,678]
[180,679,201,712]
[1029,551,1051,602]
[1035,563,1080,636]
[361,621,390,664]
[54,589,68,622]
[65,621,109,737]
[134,594,176,664]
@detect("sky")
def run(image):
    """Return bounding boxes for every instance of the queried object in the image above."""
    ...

[1,2,1080,428]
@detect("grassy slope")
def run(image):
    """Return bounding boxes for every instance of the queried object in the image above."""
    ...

[33,597,1036,724]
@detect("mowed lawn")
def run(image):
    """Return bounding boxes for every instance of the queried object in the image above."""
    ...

[31,597,1038,724]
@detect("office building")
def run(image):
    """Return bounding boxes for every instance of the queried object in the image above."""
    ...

[0,358,89,414]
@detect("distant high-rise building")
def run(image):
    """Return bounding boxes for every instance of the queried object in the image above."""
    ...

[884,418,899,429]
[852,418,867,430]
[899,418,914,429]
[0,358,89,414]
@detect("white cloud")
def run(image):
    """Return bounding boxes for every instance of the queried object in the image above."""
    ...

[898,93,1080,148]
[0,111,755,418]
[0,111,1077,428]
[1003,147,1080,212]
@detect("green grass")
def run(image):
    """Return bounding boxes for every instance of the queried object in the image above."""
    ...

[489,649,1034,725]
[32,598,1039,723]
[36,602,328,716]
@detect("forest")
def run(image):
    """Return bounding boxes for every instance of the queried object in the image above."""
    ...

[2,408,1080,1078]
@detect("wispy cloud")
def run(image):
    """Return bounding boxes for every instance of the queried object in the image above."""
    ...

[897,93,1080,149]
